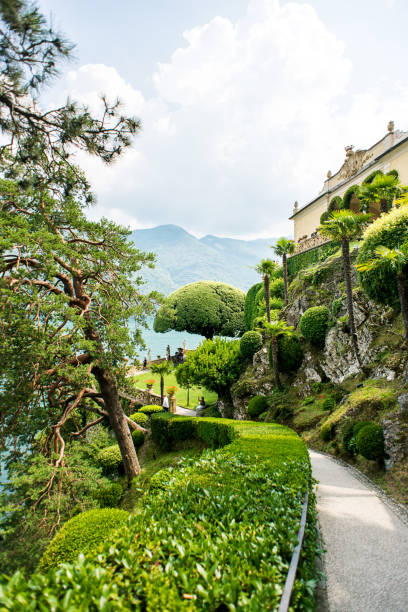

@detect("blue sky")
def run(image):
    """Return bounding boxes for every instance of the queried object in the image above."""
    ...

[38,0,408,238]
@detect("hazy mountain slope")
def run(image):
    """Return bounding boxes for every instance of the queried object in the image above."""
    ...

[130,225,277,294]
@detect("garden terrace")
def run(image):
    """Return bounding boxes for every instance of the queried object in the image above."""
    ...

[0,417,318,611]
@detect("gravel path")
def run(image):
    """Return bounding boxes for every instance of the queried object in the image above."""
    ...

[310,450,408,612]
[175,406,196,416]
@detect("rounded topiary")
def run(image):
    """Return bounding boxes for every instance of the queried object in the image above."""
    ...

[299,306,330,347]
[96,445,123,474]
[355,423,384,460]
[240,331,263,359]
[38,508,129,572]
[320,210,331,224]
[353,421,373,437]
[275,334,303,373]
[247,395,269,418]
[357,206,408,307]
[270,278,284,299]
[130,412,149,425]
[94,482,123,508]
[131,429,145,449]
[328,196,342,212]
[139,405,163,415]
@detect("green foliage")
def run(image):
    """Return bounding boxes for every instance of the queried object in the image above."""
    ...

[201,404,222,418]
[355,424,384,460]
[340,421,357,455]
[247,395,269,418]
[328,196,342,212]
[320,422,334,441]
[0,420,318,610]
[320,210,331,224]
[180,338,243,397]
[357,205,408,306]
[273,237,296,258]
[299,306,330,346]
[239,331,263,359]
[318,209,371,242]
[342,184,360,210]
[129,412,149,425]
[274,333,303,373]
[38,508,129,572]
[331,297,344,318]
[322,397,336,411]
[362,170,383,184]
[138,405,164,415]
[131,429,145,449]
[150,413,236,451]
[270,277,284,298]
[94,483,123,509]
[154,281,245,339]
[287,241,339,277]
[243,282,263,331]
[353,421,374,437]
[96,445,123,475]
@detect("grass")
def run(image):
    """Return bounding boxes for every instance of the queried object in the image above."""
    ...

[131,370,218,408]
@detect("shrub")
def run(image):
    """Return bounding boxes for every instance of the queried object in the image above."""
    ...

[201,404,221,418]
[150,412,174,450]
[38,508,129,572]
[239,331,263,359]
[244,282,263,331]
[320,210,331,224]
[328,195,342,212]
[275,333,303,373]
[247,395,269,418]
[196,419,236,448]
[320,422,334,441]
[322,397,336,411]
[150,414,236,450]
[96,445,123,474]
[357,205,408,307]
[258,411,268,422]
[94,483,123,508]
[139,405,163,415]
[340,421,356,455]
[269,297,284,310]
[131,429,145,449]
[355,423,384,460]
[129,412,149,425]
[353,421,373,437]
[299,306,330,347]
[270,277,284,299]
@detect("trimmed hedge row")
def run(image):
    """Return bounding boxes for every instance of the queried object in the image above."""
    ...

[1,419,318,610]
[287,241,339,277]
[150,413,236,451]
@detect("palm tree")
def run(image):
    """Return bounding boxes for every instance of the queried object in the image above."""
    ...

[257,318,294,390]
[359,173,401,214]
[357,244,408,347]
[150,360,174,403]
[318,210,371,366]
[273,238,296,305]
[254,259,278,323]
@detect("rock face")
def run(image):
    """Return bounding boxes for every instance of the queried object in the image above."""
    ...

[383,394,408,470]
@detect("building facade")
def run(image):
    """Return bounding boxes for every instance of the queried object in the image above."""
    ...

[290,122,408,252]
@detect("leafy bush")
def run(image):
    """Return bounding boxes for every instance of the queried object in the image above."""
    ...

[353,421,373,437]
[139,405,163,415]
[94,483,123,508]
[322,397,336,411]
[201,404,222,418]
[1,420,318,610]
[275,333,303,373]
[270,277,284,299]
[320,422,334,441]
[150,413,235,450]
[328,195,342,212]
[131,429,145,449]
[357,205,408,306]
[239,330,263,359]
[244,282,263,331]
[247,395,269,418]
[269,297,284,310]
[38,508,129,572]
[96,445,123,474]
[299,306,330,347]
[356,423,384,460]
[287,241,339,277]
[340,421,356,455]
[129,411,149,425]
[342,184,360,210]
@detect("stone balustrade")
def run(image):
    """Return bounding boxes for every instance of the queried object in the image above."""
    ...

[292,234,330,255]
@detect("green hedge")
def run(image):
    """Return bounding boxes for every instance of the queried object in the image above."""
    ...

[243,282,263,331]
[356,423,384,460]
[299,306,330,347]
[131,429,145,449]
[287,241,339,277]
[139,405,164,415]
[94,482,123,509]
[150,413,236,451]
[96,444,123,474]
[129,412,149,425]
[239,330,263,359]
[2,419,318,610]
[38,508,129,572]
[247,395,269,418]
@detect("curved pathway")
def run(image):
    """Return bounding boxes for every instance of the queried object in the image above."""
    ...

[310,450,408,612]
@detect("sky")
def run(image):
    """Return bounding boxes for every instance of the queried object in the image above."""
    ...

[38,0,408,239]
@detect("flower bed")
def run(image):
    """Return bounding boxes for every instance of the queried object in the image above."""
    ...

[0,418,319,610]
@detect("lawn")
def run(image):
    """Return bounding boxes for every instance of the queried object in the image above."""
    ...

[131,370,218,408]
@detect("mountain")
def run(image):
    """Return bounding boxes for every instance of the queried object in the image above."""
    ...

[130,224,277,294]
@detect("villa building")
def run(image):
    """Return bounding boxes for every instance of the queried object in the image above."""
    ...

[290,122,408,253]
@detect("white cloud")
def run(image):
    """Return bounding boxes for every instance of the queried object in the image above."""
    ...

[58,0,408,238]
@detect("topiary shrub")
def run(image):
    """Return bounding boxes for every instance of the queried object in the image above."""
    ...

[139,405,163,416]
[355,423,384,460]
[132,429,145,449]
[130,412,149,426]
[274,334,303,373]
[244,282,263,331]
[299,306,330,347]
[38,508,129,572]
[320,210,331,224]
[353,421,373,437]
[247,395,269,418]
[94,482,123,508]
[322,397,336,411]
[357,205,408,307]
[270,277,284,299]
[96,445,123,474]
[240,331,263,359]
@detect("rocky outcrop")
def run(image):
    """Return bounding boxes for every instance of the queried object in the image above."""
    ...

[383,394,408,470]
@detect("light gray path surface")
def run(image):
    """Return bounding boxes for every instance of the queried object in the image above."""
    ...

[310,450,408,612]
[175,406,196,416]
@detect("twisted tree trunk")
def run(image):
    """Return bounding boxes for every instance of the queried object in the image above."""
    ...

[397,270,408,348]
[341,238,361,366]
[264,274,271,323]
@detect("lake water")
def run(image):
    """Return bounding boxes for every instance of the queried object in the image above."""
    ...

[138,323,204,360]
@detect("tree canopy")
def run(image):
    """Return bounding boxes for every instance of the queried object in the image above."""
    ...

[154,281,245,339]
